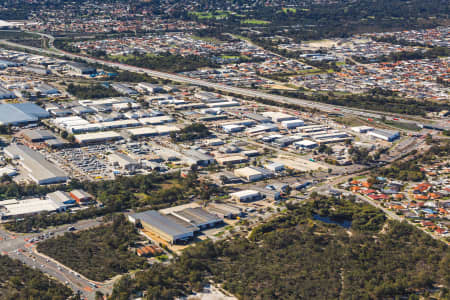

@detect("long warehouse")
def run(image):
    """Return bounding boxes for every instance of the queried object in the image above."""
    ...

[4,144,69,184]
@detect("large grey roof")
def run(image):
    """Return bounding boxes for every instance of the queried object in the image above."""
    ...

[131,210,198,238]
[5,144,68,183]
[0,102,49,125]
[172,207,222,226]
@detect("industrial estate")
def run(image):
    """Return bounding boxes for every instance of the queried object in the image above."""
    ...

[0,0,448,300]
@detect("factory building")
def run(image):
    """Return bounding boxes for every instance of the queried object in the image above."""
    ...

[35,83,59,96]
[111,83,138,95]
[74,131,123,144]
[294,140,318,149]
[4,144,68,185]
[127,125,180,138]
[183,149,216,166]
[69,189,94,205]
[265,162,285,173]
[222,124,245,133]
[0,198,67,220]
[137,83,165,94]
[281,119,304,129]
[368,129,400,142]
[47,191,77,206]
[216,155,248,166]
[108,152,140,171]
[206,203,243,219]
[170,207,222,230]
[0,102,50,125]
[262,111,296,123]
[128,210,198,245]
[20,129,57,143]
[0,86,17,99]
[351,126,374,133]
[67,62,97,75]
[234,167,265,182]
[230,190,263,202]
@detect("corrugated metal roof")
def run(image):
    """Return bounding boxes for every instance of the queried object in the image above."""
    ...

[0,102,49,125]
[131,210,198,239]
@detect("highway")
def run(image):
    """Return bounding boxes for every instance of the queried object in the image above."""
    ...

[0,38,427,124]
[0,219,113,300]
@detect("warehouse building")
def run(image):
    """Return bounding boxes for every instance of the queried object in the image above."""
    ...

[47,191,77,206]
[128,210,198,245]
[368,129,400,142]
[294,140,318,149]
[127,125,180,138]
[216,155,248,165]
[69,189,94,205]
[138,116,175,125]
[265,162,285,173]
[108,152,140,171]
[234,167,265,182]
[0,198,67,220]
[137,82,165,94]
[4,144,68,185]
[0,102,50,125]
[230,190,263,202]
[183,149,216,166]
[170,207,222,229]
[281,119,304,129]
[67,62,96,75]
[20,129,57,143]
[262,111,296,123]
[206,203,243,219]
[351,126,374,133]
[74,131,123,144]
[111,83,138,95]
[0,86,16,99]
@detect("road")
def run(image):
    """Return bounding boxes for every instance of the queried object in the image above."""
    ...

[0,38,431,124]
[0,218,113,300]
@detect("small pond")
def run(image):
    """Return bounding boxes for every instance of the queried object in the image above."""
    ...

[313,214,352,229]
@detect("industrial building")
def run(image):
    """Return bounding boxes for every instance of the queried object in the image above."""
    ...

[128,210,198,244]
[74,131,123,144]
[108,152,140,171]
[169,207,222,229]
[230,190,263,202]
[183,149,216,166]
[127,125,180,138]
[206,203,243,219]
[351,126,374,133]
[0,86,16,99]
[47,191,77,206]
[20,129,57,143]
[0,102,50,125]
[294,140,318,149]
[368,129,400,142]
[234,167,265,181]
[265,162,285,172]
[281,119,304,129]
[111,83,138,95]
[67,62,97,75]
[262,111,296,123]
[4,144,68,185]
[137,82,165,93]
[69,189,94,205]
[216,155,248,165]
[0,198,67,220]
